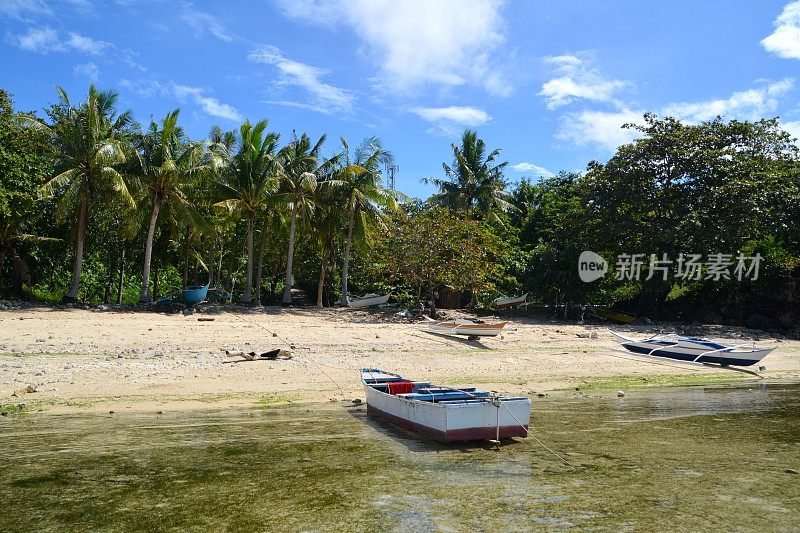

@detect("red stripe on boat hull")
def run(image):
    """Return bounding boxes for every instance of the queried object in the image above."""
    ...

[367,404,528,442]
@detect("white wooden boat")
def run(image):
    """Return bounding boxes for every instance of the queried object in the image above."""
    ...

[361,369,531,442]
[611,331,774,367]
[421,319,508,337]
[492,293,528,308]
[347,293,390,308]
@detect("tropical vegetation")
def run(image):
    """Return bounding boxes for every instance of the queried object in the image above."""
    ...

[1,85,799,331]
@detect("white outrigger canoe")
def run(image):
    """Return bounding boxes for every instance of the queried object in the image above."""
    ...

[361,369,531,442]
[347,293,390,308]
[492,293,528,308]
[421,319,509,338]
[611,331,775,367]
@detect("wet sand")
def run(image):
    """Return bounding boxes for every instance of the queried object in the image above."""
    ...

[1,306,798,413]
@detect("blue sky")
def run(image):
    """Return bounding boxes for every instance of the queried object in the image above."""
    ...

[2,0,799,199]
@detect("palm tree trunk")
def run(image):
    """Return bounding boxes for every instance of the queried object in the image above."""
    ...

[139,197,161,303]
[240,217,254,303]
[254,221,269,305]
[282,204,298,305]
[65,195,89,302]
[316,242,329,308]
[182,227,190,287]
[208,233,216,287]
[116,244,125,304]
[340,207,355,305]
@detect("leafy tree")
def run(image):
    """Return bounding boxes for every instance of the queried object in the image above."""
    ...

[35,85,135,302]
[212,120,280,304]
[373,207,504,304]
[277,132,328,305]
[336,136,400,304]
[424,129,515,223]
[0,90,56,295]
[135,109,206,302]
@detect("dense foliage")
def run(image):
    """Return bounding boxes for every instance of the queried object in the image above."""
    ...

[1,86,798,328]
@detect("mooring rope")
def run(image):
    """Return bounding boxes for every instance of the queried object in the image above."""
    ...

[225,309,347,399]
[497,396,571,465]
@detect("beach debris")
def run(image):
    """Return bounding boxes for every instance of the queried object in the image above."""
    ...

[352,398,362,405]
[576,331,599,339]
[11,384,37,397]
[785,468,798,474]
[617,391,626,397]
[197,317,215,322]
[395,309,413,318]
[224,349,293,361]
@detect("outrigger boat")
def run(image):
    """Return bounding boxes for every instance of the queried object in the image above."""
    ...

[347,293,390,308]
[360,369,531,442]
[421,319,509,338]
[492,293,528,309]
[611,331,774,367]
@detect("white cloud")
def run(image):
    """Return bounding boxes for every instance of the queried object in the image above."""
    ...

[273,0,510,95]
[554,79,796,152]
[119,78,168,98]
[0,0,52,20]
[248,45,354,114]
[410,106,491,126]
[172,84,243,121]
[7,26,111,54]
[782,120,800,143]
[538,54,630,109]
[662,79,794,122]
[8,26,60,52]
[762,1,800,59]
[65,32,111,55]
[510,162,555,177]
[74,62,100,81]
[410,105,491,136]
[181,4,232,42]
[556,108,644,151]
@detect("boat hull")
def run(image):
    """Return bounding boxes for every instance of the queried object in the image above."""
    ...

[184,282,210,305]
[422,321,508,337]
[619,342,770,366]
[493,294,528,308]
[610,332,773,367]
[364,384,530,442]
[348,295,390,308]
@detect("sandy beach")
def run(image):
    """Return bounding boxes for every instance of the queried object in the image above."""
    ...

[1,305,798,413]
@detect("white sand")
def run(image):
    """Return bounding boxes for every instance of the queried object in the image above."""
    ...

[1,306,798,412]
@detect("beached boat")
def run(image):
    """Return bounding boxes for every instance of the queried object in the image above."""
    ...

[611,331,774,367]
[155,281,210,306]
[492,293,528,308]
[360,369,531,442]
[347,293,390,308]
[184,282,210,305]
[421,319,508,337]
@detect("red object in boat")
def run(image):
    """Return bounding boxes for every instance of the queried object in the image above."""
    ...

[388,381,414,395]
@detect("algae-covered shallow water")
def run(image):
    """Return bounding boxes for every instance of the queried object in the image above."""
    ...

[1,384,799,532]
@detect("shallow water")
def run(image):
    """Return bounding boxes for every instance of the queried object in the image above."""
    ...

[1,384,799,532]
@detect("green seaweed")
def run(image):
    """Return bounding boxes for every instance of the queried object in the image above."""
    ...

[0,384,798,531]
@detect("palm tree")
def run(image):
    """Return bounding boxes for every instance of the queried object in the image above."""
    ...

[37,85,135,302]
[212,120,280,304]
[338,137,400,305]
[424,129,514,223]
[277,132,329,305]
[135,109,204,302]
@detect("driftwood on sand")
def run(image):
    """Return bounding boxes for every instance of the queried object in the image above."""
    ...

[224,349,293,362]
